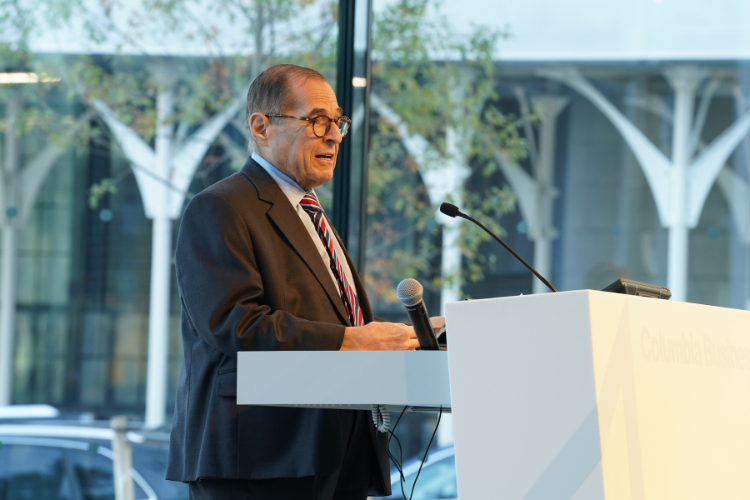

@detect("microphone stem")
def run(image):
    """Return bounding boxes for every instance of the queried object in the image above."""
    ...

[460,214,558,293]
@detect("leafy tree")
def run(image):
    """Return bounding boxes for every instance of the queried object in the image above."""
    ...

[366,0,530,306]
[0,0,99,406]
[45,0,340,198]
[0,0,340,420]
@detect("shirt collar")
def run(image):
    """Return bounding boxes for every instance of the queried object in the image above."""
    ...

[252,152,313,207]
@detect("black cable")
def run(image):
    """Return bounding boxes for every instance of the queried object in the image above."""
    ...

[461,213,557,293]
[387,431,404,470]
[388,432,409,500]
[408,406,443,500]
[390,406,408,437]
[382,406,444,500]
[383,429,404,478]
[389,407,409,500]
[377,406,409,499]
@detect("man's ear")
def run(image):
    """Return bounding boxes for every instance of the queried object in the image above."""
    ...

[249,113,270,147]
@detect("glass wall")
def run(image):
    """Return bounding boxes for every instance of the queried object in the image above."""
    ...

[4,0,750,492]
[363,0,750,467]
[1,0,339,418]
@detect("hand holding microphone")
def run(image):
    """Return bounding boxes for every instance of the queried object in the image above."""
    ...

[396,278,441,350]
[339,278,440,350]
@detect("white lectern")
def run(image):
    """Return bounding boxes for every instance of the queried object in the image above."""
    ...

[446,290,750,500]
[237,350,450,412]
[237,290,750,499]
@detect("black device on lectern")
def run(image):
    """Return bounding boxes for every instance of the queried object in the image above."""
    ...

[602,278,672,300]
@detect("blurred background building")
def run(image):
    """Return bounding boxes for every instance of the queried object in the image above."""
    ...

[2,0,750,464]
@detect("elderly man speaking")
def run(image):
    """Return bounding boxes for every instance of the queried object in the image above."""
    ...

[166,64,418,499]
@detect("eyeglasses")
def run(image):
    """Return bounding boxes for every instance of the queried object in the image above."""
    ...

[265,113,351,138]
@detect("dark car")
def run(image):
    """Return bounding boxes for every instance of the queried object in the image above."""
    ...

[0,408,187,500]
[386,445,457,500]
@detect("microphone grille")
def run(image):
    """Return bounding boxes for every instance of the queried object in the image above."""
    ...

[396,278,423,306]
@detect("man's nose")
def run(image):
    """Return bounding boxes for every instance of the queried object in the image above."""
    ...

[324,122,343,144]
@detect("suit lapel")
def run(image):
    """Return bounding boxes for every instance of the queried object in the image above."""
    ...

[241,158,351,326]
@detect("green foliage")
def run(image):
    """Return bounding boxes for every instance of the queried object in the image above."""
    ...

[366,0,532,302]
[0,0,79,141]
[88,178,119,210]
[1,0,339,214]
[0,0,34,54]
[460,185,516,283]
[3,0,531,307]
[53,0,338,152]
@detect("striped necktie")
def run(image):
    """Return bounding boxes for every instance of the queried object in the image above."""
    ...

[300,192,364,326]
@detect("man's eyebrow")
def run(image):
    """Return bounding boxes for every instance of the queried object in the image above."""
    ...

[308,107,343,117]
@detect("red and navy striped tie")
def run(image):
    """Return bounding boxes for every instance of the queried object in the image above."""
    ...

[300,192,364,326]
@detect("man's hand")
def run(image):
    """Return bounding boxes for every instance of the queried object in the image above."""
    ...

[340,322,419,351]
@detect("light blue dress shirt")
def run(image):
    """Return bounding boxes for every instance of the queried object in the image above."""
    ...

[252,152,358,303]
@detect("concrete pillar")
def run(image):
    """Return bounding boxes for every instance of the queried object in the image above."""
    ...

[531,95,567,294]
[144,86,174,428]
[0,226,18,406]
[90,77,242,427]
[664,67,702,302]
[440,221,461,315]
[145,217,172,428]
[0,93,20,407]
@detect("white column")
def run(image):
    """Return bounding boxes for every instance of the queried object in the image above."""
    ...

[530,95,566,294]
[0,227,18,406]
[145,217,172,428]
[0,93,20,407]
[665,68,701,302]
[542,66,750,302]
[532,234,553,295]
[438,219,461,444]
[439,124,468,314]
[90,72,241,426]
[145,86,174,428]
[440,220,462,315]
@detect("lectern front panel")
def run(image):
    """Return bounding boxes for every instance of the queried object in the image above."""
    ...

[446,290,750,500]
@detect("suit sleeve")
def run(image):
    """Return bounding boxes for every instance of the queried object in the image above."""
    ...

[175,191,346,357]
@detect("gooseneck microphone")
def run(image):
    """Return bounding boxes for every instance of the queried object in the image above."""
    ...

[396,278,440,350]
[439,202,558,293]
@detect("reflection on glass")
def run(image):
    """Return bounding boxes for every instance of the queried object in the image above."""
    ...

[0,0,339,417]
[69,449,117,500]
[365,0,750,318]
[0,445,67,499]
[364,0,750,476]
[67,448,148,500]
[365,0,522,322]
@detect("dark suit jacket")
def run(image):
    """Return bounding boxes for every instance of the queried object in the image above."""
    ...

[166,158,391,495]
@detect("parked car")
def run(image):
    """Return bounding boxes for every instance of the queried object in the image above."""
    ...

[0,406,187,500]
[385,445,457,500]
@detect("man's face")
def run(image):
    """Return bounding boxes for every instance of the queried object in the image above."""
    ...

[256,77,343,190]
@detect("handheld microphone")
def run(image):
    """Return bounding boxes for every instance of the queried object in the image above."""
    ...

[439,202,558,293]
[396,278,440,350]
